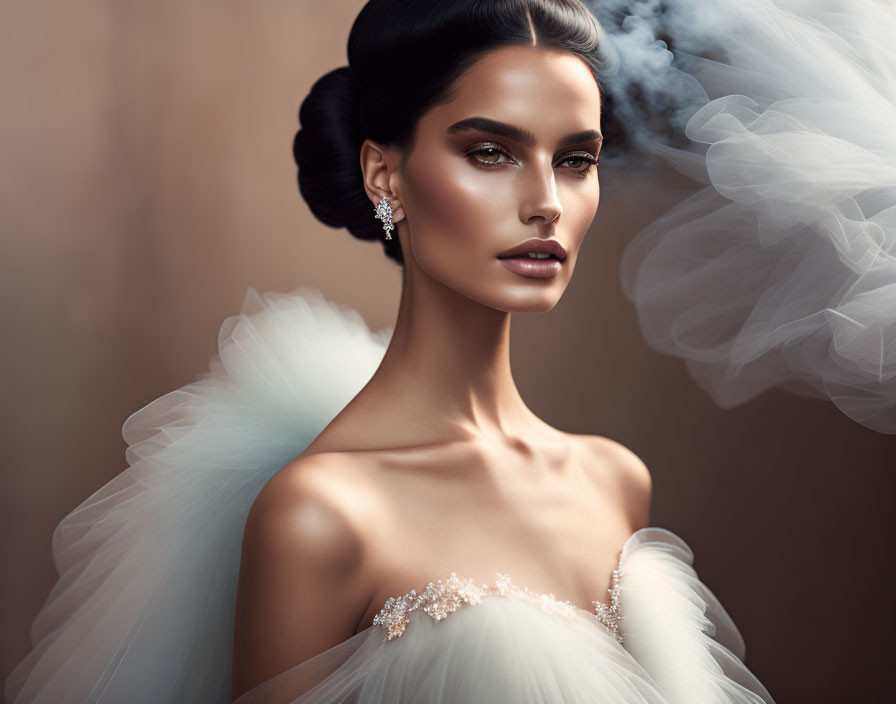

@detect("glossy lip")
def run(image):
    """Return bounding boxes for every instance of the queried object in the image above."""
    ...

[498,256,561,279]
[496,238,568,261]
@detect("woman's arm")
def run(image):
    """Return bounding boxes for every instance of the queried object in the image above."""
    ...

[232,456,371,700]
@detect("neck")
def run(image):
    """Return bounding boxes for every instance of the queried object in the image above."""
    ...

[346,261,542,448]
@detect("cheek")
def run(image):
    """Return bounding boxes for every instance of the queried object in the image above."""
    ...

[403,154,505,257]
[583,180,600,227]
[567,179,600,250]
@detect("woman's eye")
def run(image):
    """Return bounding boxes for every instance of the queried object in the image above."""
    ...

[466,145,599,175]
[560,154,599,174]
[562,156,592,167]
[468,146,512,168]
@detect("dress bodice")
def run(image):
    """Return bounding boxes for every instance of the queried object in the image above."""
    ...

[372,558,623,644]
[233,527,775,704]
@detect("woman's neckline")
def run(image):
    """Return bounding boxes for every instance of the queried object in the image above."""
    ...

[369,527,654,643]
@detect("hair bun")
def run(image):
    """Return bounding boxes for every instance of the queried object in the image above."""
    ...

[293,66,379,243]
[294,1,608,268]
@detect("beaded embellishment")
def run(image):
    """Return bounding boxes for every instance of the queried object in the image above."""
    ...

[373,557,624,645]
[593,565,623,644]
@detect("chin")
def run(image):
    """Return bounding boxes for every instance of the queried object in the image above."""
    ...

[469,263,574,314]
[480,284,567,314]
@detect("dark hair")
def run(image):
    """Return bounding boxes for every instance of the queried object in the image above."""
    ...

[292,0,610,265]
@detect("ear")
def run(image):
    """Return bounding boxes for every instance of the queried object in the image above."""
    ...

[359,138,406,224]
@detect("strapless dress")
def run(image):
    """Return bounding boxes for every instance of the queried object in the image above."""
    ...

[4,288,774,703]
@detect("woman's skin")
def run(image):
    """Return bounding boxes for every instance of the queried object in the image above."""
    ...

[232,44,652,699]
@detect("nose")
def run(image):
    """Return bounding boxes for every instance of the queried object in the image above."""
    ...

[519,158,562,226]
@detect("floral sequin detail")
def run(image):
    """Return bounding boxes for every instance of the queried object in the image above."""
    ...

[373,557,624,644]
[593,565,623,643]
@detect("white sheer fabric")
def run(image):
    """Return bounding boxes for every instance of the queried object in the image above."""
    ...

[4,289,391,704]
[234,528,774,704]
[594,0,896,433]
[5,288,774,703]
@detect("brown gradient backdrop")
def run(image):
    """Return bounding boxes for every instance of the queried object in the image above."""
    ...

[1,2,893,702]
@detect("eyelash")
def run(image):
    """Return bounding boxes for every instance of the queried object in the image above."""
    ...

[465,144,599,177]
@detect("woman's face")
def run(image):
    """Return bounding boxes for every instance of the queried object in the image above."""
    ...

[396,45,602,313]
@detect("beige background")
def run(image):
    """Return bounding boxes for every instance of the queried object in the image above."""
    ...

[1,2,893,702]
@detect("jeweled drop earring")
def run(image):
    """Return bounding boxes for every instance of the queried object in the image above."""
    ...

[374,196,395,240]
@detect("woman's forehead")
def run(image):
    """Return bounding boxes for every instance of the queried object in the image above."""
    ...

[422,46,602,142]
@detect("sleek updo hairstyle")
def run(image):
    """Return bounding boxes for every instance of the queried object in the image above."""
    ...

[292,0,610,265]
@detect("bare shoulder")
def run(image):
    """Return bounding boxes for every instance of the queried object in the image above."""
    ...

[573,434,652,530]
[244,451,377,568]
[232,452,379,698]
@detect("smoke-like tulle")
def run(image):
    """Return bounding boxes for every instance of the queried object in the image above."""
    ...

[3,288,390,704]
[234,528,773,704]
[599,0,896,433]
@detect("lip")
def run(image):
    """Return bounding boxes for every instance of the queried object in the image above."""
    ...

[496,238,568,261]
[498,257,562,279]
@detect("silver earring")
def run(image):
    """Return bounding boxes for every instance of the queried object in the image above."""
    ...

[374,196,395,240]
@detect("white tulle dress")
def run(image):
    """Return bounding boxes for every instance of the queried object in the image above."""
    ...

[4,288,774,704]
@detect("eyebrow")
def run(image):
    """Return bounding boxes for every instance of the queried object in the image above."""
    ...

[446,116,602,150]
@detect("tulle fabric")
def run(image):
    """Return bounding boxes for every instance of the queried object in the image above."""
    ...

[234,527,773,704]
[233,599,665,703]
[608,0,896,433]
[4,288,391,704]
[620,529,773,704]
[4,286,774,702]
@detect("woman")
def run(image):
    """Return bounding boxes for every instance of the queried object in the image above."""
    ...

[5,1,775,703]
[230,1,774,702]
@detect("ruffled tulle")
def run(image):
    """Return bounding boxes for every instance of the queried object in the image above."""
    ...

[234,527,774,704]
[4,288,390,704]
[5,286,773,702]
[620,529,774,704]
[594,0,896,433]
[234,598,667,703]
